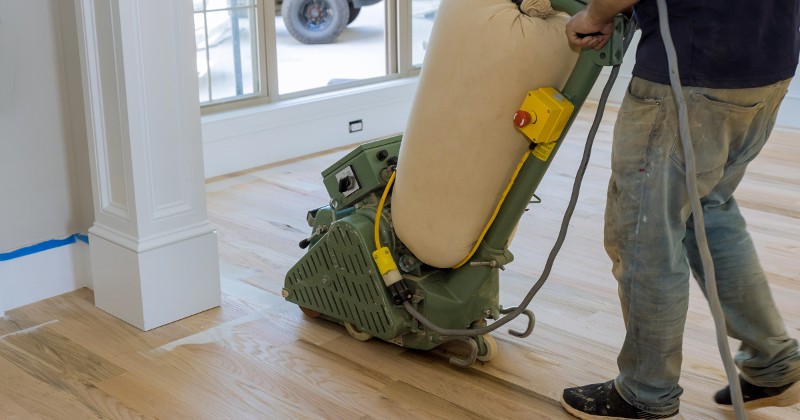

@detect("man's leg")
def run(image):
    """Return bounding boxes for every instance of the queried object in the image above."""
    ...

[564,77,690,418]
[682,78,800,407]
[562,77,798,418]
[605,78,693,415]
[685,195,800,388]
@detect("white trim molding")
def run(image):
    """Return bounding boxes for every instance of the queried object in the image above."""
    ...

[75,0,220,330]
[0,240,92,315]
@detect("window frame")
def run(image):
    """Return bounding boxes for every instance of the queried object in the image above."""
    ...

[198,0,425,115]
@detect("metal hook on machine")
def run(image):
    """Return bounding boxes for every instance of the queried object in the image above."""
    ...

[441,336,479,368]
[500,306,535,338]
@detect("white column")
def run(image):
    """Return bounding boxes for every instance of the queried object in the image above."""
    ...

[75,0,220,331]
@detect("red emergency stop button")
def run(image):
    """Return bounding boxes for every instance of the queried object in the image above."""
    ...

[513,110,535,128]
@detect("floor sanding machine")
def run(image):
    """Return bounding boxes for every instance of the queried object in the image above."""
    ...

[282,0,632,367]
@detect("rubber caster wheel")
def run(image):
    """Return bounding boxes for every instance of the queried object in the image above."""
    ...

[477,335,497,362]
[300,306,321,318]
[344,322,372,342]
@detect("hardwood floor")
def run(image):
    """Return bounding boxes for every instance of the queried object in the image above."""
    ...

[2,103,798,419]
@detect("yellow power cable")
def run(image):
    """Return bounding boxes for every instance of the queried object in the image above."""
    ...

[452,150,532,269]
[373,150,530,270]
[374,170,397,249]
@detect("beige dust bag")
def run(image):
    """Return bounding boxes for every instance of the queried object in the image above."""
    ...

[392,0,578,268]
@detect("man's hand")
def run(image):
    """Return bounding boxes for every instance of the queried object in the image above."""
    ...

[565,0,637,50]
[565,10,615,50]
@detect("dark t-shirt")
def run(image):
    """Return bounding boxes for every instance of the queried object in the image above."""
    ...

[633,0,800,88]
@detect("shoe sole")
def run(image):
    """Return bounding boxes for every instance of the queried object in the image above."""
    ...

[738,381,800,410]
[560,395,682,419]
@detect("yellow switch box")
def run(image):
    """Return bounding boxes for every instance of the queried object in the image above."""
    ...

[514,87,574,144]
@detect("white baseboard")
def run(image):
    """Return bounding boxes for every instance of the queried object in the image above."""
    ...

[90,230,221,331]
[0,239,91,314]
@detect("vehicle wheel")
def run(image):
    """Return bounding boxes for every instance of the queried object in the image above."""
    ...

[347,4,361,25]
[282,0,349,44]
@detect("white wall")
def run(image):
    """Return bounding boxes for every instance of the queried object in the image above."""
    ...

[0,0,93,312]
[776,78,800,130]
[0,0,90,249]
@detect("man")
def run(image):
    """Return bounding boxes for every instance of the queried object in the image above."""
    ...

[561,0,800,418]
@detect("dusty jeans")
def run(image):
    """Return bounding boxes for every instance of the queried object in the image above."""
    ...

[605,77,800,415]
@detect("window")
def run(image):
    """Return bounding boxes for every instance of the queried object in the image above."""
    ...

[194,0,260,103]
[275,1,388,94]
[193,0,441,108]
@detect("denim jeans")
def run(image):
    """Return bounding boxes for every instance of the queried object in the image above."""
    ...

[605,77,800,415]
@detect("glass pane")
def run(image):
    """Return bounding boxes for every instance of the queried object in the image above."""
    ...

[411,0,439,67]
[195,1,259,104]
[202,0,257,11]
[276,0,388,95]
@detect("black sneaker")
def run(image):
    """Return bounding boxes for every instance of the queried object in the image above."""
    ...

[561,380,680,419]
[714,376,800,409]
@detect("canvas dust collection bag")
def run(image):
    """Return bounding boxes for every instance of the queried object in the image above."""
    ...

[392,0,579,268]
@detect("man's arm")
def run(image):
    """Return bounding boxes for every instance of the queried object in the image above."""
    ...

[565,0,638,50]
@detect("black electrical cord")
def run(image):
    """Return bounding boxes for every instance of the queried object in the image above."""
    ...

[654,0,747,417]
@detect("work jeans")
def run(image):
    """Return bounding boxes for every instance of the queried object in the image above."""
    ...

[606,77,800,415]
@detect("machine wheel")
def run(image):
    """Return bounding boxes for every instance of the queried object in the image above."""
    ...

[347,4,361,24]
[300,306,321,318]
[476,335,498,362]
[344,322,372,341]
[282,0,349,44]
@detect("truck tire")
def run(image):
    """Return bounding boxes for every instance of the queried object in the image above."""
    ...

[347,4,361,24]
[282,0,349,44]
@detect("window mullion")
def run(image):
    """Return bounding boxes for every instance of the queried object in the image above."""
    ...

[261,0,280,100]
[203,3,213,101]
[385,0,399,76]
[395,0,413,77]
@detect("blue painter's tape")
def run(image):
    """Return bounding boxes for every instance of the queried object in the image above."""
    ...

[0,233,89,262]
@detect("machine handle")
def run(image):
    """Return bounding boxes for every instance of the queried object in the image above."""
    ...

[550,0,590,16]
